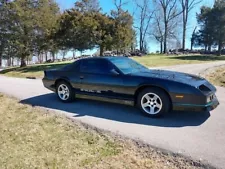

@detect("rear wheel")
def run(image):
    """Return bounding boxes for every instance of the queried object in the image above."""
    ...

[137,88,171,117]
[56,81,75,102]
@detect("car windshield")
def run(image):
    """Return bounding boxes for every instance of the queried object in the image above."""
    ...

[110,57,149,74]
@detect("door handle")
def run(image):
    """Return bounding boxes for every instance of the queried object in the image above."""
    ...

[80,76,84,79]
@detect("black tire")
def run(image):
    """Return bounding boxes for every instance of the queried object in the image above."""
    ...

[56,81,75,102]
[137,87,171,117]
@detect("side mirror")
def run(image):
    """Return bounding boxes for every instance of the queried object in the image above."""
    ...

[110,69,120,75]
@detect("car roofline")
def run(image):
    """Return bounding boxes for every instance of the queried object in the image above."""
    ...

[76,56,127,61]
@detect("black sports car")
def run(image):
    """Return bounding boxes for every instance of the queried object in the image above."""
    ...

[42,57,219,117]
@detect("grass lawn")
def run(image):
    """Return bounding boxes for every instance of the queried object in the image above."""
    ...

[205,66,225,87]
[134,54,225,67]
[1,54,225,79]
[0,93,207,169]
[0,61,70,79]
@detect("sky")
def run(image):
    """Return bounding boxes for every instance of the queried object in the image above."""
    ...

[0,0,215,67]
[55,0,214,56]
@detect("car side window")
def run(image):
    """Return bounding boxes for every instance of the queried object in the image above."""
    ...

[63,61,80,71]
[80,59,114,75]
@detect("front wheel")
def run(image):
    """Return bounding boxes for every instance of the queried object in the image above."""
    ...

[137,88,171,117]
[56,81,75,102]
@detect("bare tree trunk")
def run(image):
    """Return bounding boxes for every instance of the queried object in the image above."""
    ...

[27,56,29,65]
[17,59,20,66]
[164,23,168,53]
[39,53,42,63]
[52,52,55,62]
[63,51,66,59]
[0,54,2,67]
[38,53,40,63]
[100,46,104,56]
[208,46,211,52]
[182,2,187,51]
[42,53,44,63]
[135,0,153,53]
[191,41,194,51]
[160,41,163,54]
[20,54,27,67]
[191,26,197,51]
[7,58,11,67]
[7,47,11,66]
[45,52,48,62]
[180,0,201,50]
[139,32,143,52]
[182,20,187,50]
[11,57,14,66]
[158,0,183,54]
[218,41,222,56]
[73,50,76,59]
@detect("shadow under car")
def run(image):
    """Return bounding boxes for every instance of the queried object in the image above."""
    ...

[20,93,211,128]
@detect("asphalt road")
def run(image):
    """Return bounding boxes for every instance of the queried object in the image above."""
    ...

[1,61,225,169]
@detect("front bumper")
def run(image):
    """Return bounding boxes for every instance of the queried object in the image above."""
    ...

[173,96,219,112]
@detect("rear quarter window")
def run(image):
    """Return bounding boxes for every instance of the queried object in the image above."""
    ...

[80,59,113,74]
[62,61,80,71]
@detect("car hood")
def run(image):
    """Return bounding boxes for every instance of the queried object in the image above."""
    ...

[130,69,206,87]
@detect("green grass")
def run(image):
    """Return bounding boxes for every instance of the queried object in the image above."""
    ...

[0,61,71,78]
[205,66,225,87]
[0,93,206,169]
[1,54,225,79]
[133,54,225,67]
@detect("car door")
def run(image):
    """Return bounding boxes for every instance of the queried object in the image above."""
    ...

[62,60,82,90]
[78,58,129,99]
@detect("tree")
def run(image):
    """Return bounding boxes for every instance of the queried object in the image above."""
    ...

[113,0,129,14]
[111,0,134,53]
[8,0,37,67]
[134,0,154,52]
[93,12,114,55]
[154,0,183,53]
[55,0,134,56]
[73,0,111,54]
[196,6,215,51]
[75,0,101,12]
[190,26,197,51]
[56,8,97,53]
[152,12,164,53]
[196,2,225,55]
[130,29,137,52]
[5,0,60,67]
[0,1,5,66]
[180,0,201,50]
[0,0,11,67]
[211,0,225,55]
[112,11,134,53]
[34,0,60,63]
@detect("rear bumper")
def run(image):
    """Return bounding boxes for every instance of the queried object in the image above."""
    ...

[205,98,220,111]
[173,97,219,112]
[42,78,56,92]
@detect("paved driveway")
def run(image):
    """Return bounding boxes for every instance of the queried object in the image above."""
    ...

[0,61,225,168]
